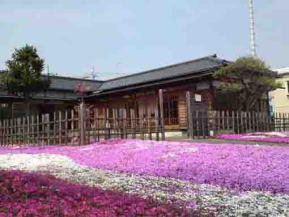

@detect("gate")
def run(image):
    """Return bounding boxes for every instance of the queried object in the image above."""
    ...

[186,91,209,139]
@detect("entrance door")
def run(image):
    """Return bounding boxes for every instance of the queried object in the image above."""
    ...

[163,95,179,125]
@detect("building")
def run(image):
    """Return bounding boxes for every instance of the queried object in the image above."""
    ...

[1,54,270,132]
[0,74,102,119]
[270,68,289,113]
[84,55,268,132]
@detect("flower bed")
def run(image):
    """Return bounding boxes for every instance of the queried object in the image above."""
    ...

[216,132,289,143]
[1,139,289,194]
[1,153,289,216]
[0,169,189,217]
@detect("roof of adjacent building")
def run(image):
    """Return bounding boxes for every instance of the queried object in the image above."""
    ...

[97,54,228,92]
[0,71,103,92]
[42,75,103,91]
[275,67,289,76]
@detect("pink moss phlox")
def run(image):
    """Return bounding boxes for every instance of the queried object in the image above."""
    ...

[1,139,289,194]
[0,170,190,216]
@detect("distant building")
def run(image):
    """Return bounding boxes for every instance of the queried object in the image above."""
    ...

[0,74,102,119]
[270,68,289,113]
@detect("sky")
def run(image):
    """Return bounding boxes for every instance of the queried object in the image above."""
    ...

[0,0,288,80]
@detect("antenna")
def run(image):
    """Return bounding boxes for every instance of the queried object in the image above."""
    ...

[91,66,97,80]
[248,0,257,57]
[46,65,50,75]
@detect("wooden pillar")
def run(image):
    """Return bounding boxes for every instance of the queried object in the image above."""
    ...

[186,91,193,139]
[158,89,165,140]
[80,102,86,145]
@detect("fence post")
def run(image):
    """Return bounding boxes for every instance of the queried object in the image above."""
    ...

[158,89,165,140]
[79,102,86,145]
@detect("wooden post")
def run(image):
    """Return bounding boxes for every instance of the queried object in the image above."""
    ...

[248,111,251,132]
[202,111,206,139]
[221,111,225,130]
[226,110,229,131]
[71,109,75,144]
[0,120,2,146]
[46,114,50,145]
[96,108,100,142]
[186,91,193,139]
[31,115,35,145]
[158,89,165,140]
[197,111,200,139]
[133,109,137,139]
[65,110,68,144]
[52,112,56,145]
[36,114,39,145]
[3,119,5,146]
[155,106,159,141]
[10,118,13,145]
[25,116,29,146]
[123,109,127,139]
[58,111,62,145]
[22,116,25,145]
[148,117,152,140]
[80,102,86,145]
[232,111,235,133]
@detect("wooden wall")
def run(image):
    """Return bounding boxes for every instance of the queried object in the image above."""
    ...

[86,83,214,131]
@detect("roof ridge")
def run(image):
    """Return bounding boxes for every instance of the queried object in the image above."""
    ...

[41,74,103,82]
[101,54,220,83]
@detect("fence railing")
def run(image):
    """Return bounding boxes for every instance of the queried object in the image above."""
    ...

[187,110,289,139]
[0,104,165,146]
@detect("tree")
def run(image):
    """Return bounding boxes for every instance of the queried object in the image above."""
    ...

[213,56,282,111]
[0,45,50,116]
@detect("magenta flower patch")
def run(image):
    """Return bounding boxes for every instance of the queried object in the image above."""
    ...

[0,169,188,216]
[1,139,289,194]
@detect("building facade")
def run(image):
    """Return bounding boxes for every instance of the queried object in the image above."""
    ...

[270,68,289,113]
[1,55,271,132]
[0,75,102,119]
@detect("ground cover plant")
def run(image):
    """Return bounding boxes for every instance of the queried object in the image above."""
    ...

[0,169,191,217]
[1,139,289,216]
[216,131,289,143]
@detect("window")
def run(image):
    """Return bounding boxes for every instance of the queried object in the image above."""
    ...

[163,95,179,125]
[287,81,289,93]
[0,103,8,108]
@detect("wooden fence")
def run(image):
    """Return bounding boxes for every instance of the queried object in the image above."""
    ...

[0,103,165,146]
[187,110,289,139]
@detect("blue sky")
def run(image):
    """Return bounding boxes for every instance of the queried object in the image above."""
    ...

[0,0,288,80]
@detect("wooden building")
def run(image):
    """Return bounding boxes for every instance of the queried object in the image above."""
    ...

[0,75,102,119]
[1,54,269,132]
[85,55,230,131]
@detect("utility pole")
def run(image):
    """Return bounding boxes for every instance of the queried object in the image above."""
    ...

[248,0,257,57]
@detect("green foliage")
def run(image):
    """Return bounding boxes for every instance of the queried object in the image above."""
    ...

[213,56,282,111]
[0,44,50,98]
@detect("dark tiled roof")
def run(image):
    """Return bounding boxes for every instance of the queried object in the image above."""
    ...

[0,70,103,92]
[42,75,103,91]
[1,54,228,99]
[98,55,228,91]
